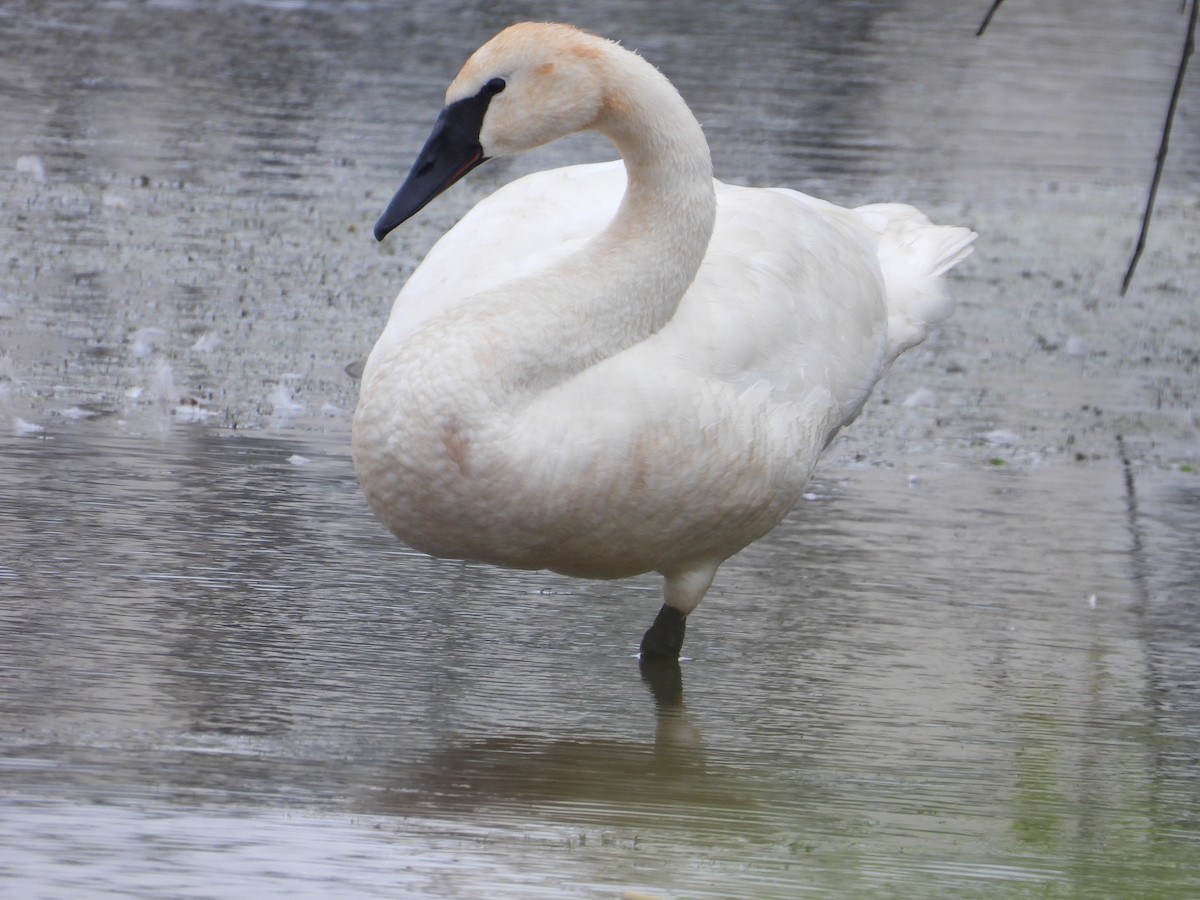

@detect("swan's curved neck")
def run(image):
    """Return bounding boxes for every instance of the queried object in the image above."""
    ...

[482,48,715,395]
[589,48,716,323]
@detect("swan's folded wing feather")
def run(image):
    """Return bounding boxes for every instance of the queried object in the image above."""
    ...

[380,161,624,341]
[658,184,889,430]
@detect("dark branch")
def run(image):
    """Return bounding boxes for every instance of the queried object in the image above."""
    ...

[1121,0,1198,295]
[976,0,1007,37]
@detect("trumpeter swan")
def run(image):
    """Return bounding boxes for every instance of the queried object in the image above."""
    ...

[353,23,975,660]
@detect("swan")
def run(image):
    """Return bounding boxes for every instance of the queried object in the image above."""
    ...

[353,22,976,660]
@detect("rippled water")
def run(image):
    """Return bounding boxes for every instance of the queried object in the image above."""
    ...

[2,0,1198,897]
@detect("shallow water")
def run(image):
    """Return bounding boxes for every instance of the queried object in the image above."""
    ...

[2,0,1198,897]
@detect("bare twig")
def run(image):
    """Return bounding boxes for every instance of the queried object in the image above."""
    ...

[976,0,1007,37]
[1121,0,1198,295]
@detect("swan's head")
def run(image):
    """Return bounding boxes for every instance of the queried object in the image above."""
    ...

[374,23,610,241]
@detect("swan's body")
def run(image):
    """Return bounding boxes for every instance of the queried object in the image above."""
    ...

[353,23,975,658]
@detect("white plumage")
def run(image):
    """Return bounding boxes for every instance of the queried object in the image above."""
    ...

[353,23,975,658]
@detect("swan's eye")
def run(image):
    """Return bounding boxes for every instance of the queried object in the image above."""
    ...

[484,77,506,96]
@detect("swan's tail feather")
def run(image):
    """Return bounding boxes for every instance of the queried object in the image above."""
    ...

[857,203,976,366]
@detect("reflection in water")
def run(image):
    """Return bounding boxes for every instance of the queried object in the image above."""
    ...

[1,0,1198,896]
[370,660,715,821]
[1,424,1196,896]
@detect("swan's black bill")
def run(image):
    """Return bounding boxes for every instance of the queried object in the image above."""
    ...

[374,88,500,241]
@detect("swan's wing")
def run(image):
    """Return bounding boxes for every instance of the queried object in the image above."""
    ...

[653,183,890,432]
[379,161,624,342]
[385,162,890,435]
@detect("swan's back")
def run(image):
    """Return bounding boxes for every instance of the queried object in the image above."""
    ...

[373,160,973,446]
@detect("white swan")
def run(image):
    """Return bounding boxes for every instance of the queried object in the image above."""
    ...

[353,23,975,659]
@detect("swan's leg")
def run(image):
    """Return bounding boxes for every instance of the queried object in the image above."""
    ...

[639,561,719,660]
[640,605,687,659]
